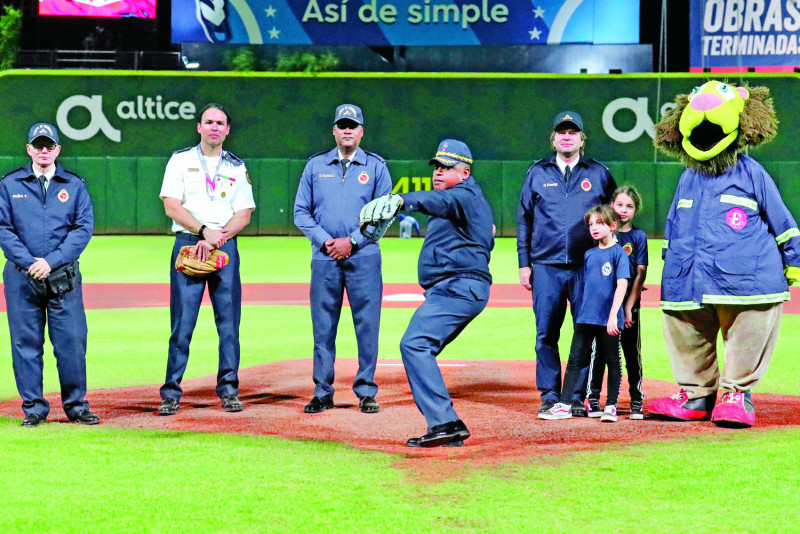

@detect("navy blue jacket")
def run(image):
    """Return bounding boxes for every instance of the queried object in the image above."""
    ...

[516,154,616,267]
[294,147,392,261]
[400,176,494,289]
[0,162,94,270]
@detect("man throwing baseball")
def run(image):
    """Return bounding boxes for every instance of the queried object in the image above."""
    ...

[157,103,255,416]
[360,139,494,447]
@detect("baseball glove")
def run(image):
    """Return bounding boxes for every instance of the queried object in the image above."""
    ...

[175,246,229,277]
[359,193,403,241]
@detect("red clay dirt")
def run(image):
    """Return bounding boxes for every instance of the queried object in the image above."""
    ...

[2,359,799,474]
[1,283,799,479]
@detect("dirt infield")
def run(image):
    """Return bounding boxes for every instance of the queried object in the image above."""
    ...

[3,359,799,475]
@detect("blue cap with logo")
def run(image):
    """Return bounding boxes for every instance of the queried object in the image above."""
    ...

[27,122,60,145]
[552,111,584,132]
[334,104,363,126]
[429,139,473,167]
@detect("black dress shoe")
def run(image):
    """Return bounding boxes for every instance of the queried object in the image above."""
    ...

[406,419,470,448]
[21,414,46,427]
[221,395,244,412]
[158,398,180,416]
[304,396,334,414]
[407,437,465,448]
[71,410,100,425]
[359,396,380,413]
[571,401,588,418]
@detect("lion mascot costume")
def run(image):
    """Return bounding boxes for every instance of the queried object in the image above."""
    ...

[649,80,800,428]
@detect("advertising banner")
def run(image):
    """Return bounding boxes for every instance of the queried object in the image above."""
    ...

[1,72,795,163]
[172,0,638,45]
[690,0,800,70]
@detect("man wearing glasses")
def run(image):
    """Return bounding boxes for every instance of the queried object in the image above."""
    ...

[0,123,98,427]
[294,104,393,415]
[516,111,617,417]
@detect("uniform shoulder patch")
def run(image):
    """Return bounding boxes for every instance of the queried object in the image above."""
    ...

[2,167,26,180]
[173,146,194,155]
[526,159,544,174]
[225,151,245,167]
[307,150,329,161]
[364,151,386,164]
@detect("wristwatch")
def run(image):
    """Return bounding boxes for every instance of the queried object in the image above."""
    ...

[350,236,358,251]
[198,224,207,239]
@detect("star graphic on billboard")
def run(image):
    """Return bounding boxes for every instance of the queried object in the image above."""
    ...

[265,5,275,17]
[529,28,542,40]
[268,26,280,39]
[533,6,545,18]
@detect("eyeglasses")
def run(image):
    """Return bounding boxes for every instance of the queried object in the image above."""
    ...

[31,142,57,151]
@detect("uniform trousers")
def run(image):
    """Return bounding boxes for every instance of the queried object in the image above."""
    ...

[310,253,382,400]
[3,262,89,419]
[400,277,489,430]
[662,303,781,398]
[587,306,644,403]
[531,263,588,403]
[161,233,241,401]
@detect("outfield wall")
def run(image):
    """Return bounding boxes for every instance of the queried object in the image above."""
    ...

[3,71,799,236]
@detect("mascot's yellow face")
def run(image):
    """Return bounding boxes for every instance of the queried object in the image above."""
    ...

[679,81,750,161]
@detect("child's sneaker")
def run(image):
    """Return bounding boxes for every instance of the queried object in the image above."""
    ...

[587,398,603,418]
[538,402,572,420]
[600,405,617,423]
[629,400,644,420]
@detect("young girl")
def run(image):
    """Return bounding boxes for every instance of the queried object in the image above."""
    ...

[539,205,630,422]
[586,186,649,419]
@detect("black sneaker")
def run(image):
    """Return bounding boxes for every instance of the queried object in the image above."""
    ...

[158,398,180,416]
[359,396,380,413]
[588,398,603,418]
[570,401,588,418]
[538,399,557,415]
[221,395,243,413]
[630,400,644,420]
[304,396,334,414]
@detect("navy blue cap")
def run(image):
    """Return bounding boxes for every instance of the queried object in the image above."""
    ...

[552,111,584,131]
[429,139,473,167]
[27,123,60,145]
[334,104,363,126]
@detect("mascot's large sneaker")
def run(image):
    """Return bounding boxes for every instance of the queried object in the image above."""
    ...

[711,391,755,429]
[648,389,716,421]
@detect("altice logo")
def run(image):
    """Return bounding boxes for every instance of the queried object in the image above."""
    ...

[56,94,197,142]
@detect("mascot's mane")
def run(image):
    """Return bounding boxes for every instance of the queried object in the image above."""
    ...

[653,84,778,176]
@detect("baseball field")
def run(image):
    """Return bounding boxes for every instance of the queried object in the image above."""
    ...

[0,236,799,533]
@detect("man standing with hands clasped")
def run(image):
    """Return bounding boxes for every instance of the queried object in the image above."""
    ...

[360,139,494,447]
[0,123,98,427]
[516,111,617,417]
[158,103,255,416]
[294,104,393,415]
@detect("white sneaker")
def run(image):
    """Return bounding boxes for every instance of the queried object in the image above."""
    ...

[538,402,572,420]
[600,405,618,423]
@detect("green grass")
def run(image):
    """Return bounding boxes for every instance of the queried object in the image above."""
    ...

[1,236,798,533]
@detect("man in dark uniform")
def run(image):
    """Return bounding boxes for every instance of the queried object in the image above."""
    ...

[516,111,617,417]
[362,139,494,447]
[0,123,98,427]
[294,104,393,414]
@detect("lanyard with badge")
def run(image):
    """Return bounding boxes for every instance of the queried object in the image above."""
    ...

[196,145,231,202]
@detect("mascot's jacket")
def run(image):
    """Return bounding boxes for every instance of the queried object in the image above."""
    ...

[661,154,800,310]
[516,154,616,267]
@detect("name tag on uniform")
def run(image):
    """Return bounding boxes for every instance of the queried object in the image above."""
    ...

[318,174,335,178]
[543,183,559,187]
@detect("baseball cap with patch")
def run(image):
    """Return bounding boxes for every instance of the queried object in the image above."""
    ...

[552,111,584,132]
[429,139,473,167]
[334,104,363,126]
[27,122,60,145]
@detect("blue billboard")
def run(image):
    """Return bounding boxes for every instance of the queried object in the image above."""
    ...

[173,0,639,45]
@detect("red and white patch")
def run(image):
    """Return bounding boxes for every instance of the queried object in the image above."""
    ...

[358,172,370,184]
[581,178,592,192]
[623,243,633,256]
[725,207,747,230]
[57,189,69,203]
